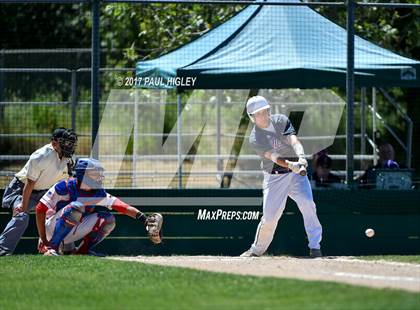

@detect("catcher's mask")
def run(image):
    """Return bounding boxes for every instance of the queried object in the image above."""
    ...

[246,96,270,123]
[52,128,78,158]
[75,158,105,190]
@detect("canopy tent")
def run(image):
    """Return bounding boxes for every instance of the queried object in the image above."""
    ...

[136,0,419,89]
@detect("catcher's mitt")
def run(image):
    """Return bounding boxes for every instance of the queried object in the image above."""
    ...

[145,213,163,244]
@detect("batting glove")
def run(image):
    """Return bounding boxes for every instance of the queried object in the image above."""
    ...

[285,160,301,174]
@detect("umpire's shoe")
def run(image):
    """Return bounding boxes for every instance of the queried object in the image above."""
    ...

[240,249,259,257]
[309,248,322,258]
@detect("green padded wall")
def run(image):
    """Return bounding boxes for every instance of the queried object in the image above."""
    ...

[1,189,419,256]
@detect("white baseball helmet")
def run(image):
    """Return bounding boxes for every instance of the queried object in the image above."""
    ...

[246,96,270,123]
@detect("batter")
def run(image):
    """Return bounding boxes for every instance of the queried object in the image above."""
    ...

[241,96,323,258]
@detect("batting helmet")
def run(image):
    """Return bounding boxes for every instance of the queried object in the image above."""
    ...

[51,128,78,158]
[246,96,270,123]
[75,158,105,189]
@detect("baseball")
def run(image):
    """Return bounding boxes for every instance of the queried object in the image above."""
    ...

[365,228,375,238]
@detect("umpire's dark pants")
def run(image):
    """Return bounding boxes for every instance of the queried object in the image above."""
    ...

[0,178,46,255]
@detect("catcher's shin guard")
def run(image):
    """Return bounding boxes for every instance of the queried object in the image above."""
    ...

[49,202,84,249]
[76,211,115,254]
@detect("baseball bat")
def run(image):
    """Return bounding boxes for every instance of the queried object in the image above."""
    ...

[299,165,307,176]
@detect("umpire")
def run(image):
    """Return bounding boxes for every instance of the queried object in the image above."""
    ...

[0,128,77,256]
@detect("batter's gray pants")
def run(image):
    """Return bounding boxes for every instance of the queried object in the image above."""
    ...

[0,178,46,255]
[250,172,323,256]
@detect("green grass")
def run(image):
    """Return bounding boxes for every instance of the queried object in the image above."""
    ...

[0,256,419,310]
[358,255,420,264]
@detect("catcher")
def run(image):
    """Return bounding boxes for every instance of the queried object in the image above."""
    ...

[35,158,163,256]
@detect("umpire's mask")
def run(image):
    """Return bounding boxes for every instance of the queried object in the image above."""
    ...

[52,128,78,158]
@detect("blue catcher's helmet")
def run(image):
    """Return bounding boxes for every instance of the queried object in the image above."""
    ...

[75,158,105,189]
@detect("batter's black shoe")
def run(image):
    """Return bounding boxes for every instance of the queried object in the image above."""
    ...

[309,248,322,258]
[240,250,259,257]
[0,247,11,256]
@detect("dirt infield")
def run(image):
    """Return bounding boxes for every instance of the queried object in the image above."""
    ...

[110,256,420,292]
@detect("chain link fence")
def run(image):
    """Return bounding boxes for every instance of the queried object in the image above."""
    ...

[1,1,418,189]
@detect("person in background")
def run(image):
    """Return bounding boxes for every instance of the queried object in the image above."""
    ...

[375,142,400,169]
[359,142,400,187]
[312,153,341,187]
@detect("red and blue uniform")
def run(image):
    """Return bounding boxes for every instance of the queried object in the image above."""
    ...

[36,178,132,253]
